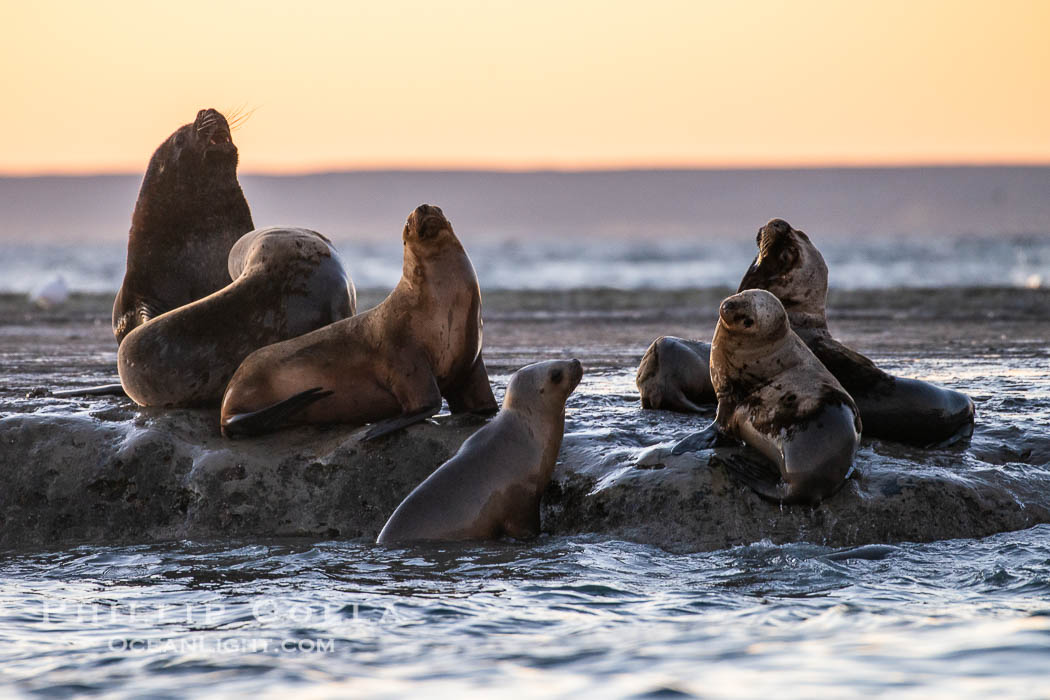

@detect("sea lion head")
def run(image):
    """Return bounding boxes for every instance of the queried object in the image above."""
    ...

[142,108,240,192]
[504,359,584,414]
[403,204,458,255]
[717,289,789,343]
[737,219,828,324]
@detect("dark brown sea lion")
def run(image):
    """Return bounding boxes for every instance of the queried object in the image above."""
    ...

[118,227,355,407]
[636,336,714,412]
[220,204,499,438]
[377,359,583,544]
[671,290,861,505]
[112,108,254,344]
[737,218,975,446]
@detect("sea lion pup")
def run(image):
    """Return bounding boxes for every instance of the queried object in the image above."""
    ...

[117,227,355,407]
[671,290,861,505]
[220,204,499,439]
[112,108,254,344]
[737,218,975,446]
[377,359,583,544]
[636,336,715,412]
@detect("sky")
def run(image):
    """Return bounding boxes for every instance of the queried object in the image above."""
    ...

[2,0,1049,174]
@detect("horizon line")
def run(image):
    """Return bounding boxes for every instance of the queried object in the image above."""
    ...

[4,161,1050,179]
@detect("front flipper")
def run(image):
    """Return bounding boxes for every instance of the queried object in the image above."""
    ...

[53,383,127,398]
[670,422,736,456]
[444,354,499,415]
[222,387,333,438]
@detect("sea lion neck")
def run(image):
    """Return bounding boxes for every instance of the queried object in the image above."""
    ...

[400,237,471,291]
[786,307,828,333]
[130,163,252,243]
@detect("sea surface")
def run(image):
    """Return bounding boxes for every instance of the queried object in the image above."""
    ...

[3,530,1050,698]
[1,169,1049,697]
[2,167,1050,294]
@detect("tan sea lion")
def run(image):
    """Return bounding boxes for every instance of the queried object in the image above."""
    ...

[636,336,714,412]
[672,290,861,505]
[377,359,583,544]
[112,108,254,343]
[118,227,355,407]
[737,218,975,446]
[220,204,499,439]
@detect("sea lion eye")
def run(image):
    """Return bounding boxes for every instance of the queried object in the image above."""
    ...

[550,369,563,384]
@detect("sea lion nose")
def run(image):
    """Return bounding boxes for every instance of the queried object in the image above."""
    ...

[720,298,744,316]
[765,218,791,235]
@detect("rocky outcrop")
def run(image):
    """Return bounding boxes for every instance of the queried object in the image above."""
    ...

[0,407,486,547]
[543,438,1050,553]
[3,407,1049,551]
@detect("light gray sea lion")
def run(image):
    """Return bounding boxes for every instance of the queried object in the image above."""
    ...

[118,227,355,407]
[672,290,861,505]
[113,108,254,344]
[636,336,714,412]
[220,204,499,439]
[738,218,975,446]
[377,359,583,544]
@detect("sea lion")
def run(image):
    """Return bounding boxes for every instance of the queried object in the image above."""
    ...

[220,204,499,438]
[737,218,975,446]
[118,227,355,407]
[636,336,715,412]
[377,359,583,544]
[112,108,254,344]
[671,290,861,505]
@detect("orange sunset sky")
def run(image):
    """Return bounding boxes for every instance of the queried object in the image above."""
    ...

[3,0,1049,174]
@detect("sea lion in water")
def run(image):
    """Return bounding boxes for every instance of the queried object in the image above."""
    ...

[112,108,254,344]
[737,218,975,446]
[118,227,355,407]
[220,204,499,438]
[636,336,714,412]
[377,359,583,544]
[672,290,861,505]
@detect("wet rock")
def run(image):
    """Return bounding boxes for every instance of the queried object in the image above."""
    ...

[541,437,1050,553]
[0,409,487,548]
[2,409,1050,552]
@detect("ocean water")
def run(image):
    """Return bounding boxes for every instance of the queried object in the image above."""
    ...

[2,531,1050,698]
[2,167,1049,293]
[1,233,1049,295]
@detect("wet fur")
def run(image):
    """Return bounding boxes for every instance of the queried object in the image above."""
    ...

[636,336,714,412]
[377,360,582,544]
[738,218,974,446]
[221,205,498,437]
[705,290,861,504]
[118,228,355,407]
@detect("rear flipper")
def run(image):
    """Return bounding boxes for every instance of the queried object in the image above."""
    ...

[670,423,737,456]
[362,405,442,442]
[717,452,856,506]
[222,387,333,438]
[714,451,794,503]
[929,413,975,448]
[52,383,127,398]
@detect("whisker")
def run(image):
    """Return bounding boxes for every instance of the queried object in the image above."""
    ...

[227,106,257,131]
